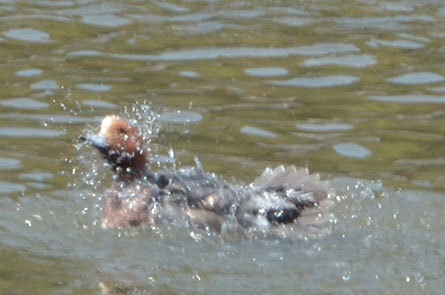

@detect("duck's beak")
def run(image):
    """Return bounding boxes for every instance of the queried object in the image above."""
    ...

[80,134,109,154]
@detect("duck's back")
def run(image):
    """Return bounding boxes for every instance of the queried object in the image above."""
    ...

[147,165,334,238]
[150,167,239,213]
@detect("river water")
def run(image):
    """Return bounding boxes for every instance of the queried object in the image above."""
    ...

[0,0,444,294]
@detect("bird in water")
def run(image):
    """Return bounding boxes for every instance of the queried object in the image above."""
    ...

[81,115,335,239]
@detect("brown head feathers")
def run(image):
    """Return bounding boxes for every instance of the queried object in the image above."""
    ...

[81,115,147,182]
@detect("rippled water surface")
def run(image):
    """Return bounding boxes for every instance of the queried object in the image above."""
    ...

[1,0,445,294]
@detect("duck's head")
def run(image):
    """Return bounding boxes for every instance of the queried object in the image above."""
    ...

[81,115,147,182]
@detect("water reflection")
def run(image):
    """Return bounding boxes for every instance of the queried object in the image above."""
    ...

[302,54,377,68]
[82,14,131,27]
[3,28,52,43]
[179,70,200,78]
[368,94,445,104]
[129,12,214,23]
[156,1,190,13]
[0,181,26,193]
[15,68,42,77]
[172,21,227,35]
[0,157,21,170]
[159,111,203,124]
[397,33,431,43]
[296,123,354,132]
[367,38,425,49]
[335,15,434,30]
[333,142,372,159]
[30,80,60,91]
[19,171,52,182]
[0,113,99,124]
[387,72,444,85]
[0,98,48,110]
[0,127,65,138]
[271,16,316,27]
[82,99,118,109]
[268,75,359,88]
[69,42,360,61]
[1,0,445,293]
[380,2,415,12]
[429,87,445,93]
[244,67,289,77]
[76,83,112,92]
[240,125,278,138]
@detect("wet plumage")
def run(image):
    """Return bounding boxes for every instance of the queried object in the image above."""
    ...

[82,115,335,238]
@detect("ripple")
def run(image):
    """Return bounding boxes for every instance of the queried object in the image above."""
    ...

[395,158,445,166]
[302,54,377,68]
[0,98,48,109]
[156,2,190,12]
[3,28,51,43]
[31,0,78,7]
[0,2,15,9]
[0,14,71,22]
[430,32,445,39]
[76,83,112,92]
[179,71,200,78]
[159,111,202,124]
[268,75,359,88]
[67,50,102,57]
[219,9,265,19]
[296,123,354,132]
[0,157,21,170]
[428,87,445,93]
[368,94,445,104]
[86,43,360,61]
[53,3,123,16]
[0,127,65,138]
[82,100,117,109]
[387,72,444,85]
[82,14,131,27]
[172,22,226,35]
[240,126,278,138]
[30,80,59,90]
[367,39,424,50]
[336,15,434,30]
[19,172,52,181]
[128,12,214,24]
[380,2,414,12]
[269,7,310,16]
[244,67,289,77]
[26,182,50,189]
[0,181,26,194]
[272,17,316,27]
[0,113,98,124]
[397,33,430,43]
[15,68,42,77]
[333,142,371,159]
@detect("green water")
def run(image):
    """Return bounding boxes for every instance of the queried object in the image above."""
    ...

[0,0,444,294]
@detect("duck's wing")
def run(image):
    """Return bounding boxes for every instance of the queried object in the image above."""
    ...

[239,165,335,232]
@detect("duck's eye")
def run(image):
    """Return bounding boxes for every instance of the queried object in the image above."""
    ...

[118,128,126,134]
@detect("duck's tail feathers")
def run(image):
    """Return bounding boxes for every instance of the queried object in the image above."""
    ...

[253,165,335,226]
[254,165,332,200]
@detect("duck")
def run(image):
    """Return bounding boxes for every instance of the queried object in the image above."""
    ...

[81,115,335,238]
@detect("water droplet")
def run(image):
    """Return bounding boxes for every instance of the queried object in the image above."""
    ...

[342,271,351,281]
